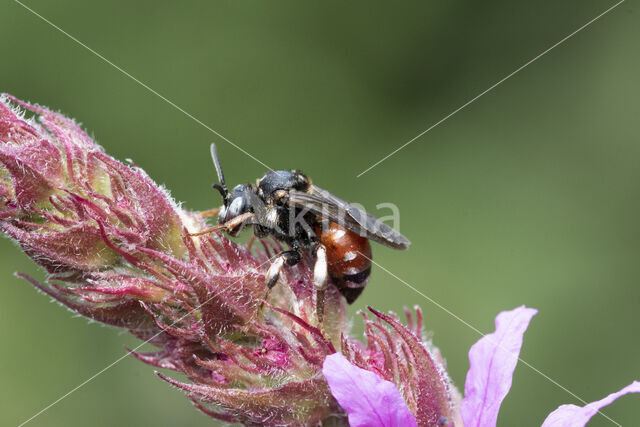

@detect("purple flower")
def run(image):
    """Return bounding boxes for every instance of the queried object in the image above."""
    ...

[3,94,636,426]
[542,381,640,427]
[324,306,638,426]
[1,94,461,426]
[323,353,418,427]
[461,306,639,427]
[0,94,347,425]
[460,306,538,426]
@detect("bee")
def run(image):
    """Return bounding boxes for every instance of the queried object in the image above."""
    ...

[193,144,410,326]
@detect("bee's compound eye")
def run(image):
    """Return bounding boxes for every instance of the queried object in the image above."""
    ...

[294,172,310,190]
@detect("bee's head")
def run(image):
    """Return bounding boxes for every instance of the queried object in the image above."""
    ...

[217,183,254,225]
[209,144,255,236]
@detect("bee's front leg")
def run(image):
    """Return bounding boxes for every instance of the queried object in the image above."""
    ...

[187,212,253,237]
[246,232,257,252]
[197,207,221,218]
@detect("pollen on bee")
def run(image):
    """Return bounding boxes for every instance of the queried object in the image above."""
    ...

[273,190,287,199]
[343,251,357,262]
[333,229,346,239]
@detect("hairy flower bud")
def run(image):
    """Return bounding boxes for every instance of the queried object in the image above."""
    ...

[341,307,459,425]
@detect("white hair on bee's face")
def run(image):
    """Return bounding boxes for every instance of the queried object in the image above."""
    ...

[228,197,245,216]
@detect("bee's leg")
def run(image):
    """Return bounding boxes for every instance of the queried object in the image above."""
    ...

[187,212,253,237]
[313,243,328,333]
[265,255,286,290]
[246,232,256,252]
[262,250,301,306]
[197,207,221,218]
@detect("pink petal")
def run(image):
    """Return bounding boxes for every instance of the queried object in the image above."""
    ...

[460,306,537,427]
[323,353,417,427]
[542,381,640,427]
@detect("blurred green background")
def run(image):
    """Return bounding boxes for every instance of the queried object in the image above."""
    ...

[1,1,638,425]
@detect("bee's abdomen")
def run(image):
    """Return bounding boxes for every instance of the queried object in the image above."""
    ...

[315,222,372,304]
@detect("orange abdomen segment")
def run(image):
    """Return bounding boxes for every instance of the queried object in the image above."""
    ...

[315,222,372,303]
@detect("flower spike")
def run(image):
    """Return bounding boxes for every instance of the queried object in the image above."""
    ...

[3,95,636,426]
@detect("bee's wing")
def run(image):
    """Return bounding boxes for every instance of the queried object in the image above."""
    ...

[288,185,410,250]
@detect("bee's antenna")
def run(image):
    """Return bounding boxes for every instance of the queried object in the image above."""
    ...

[210,144,229,203]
